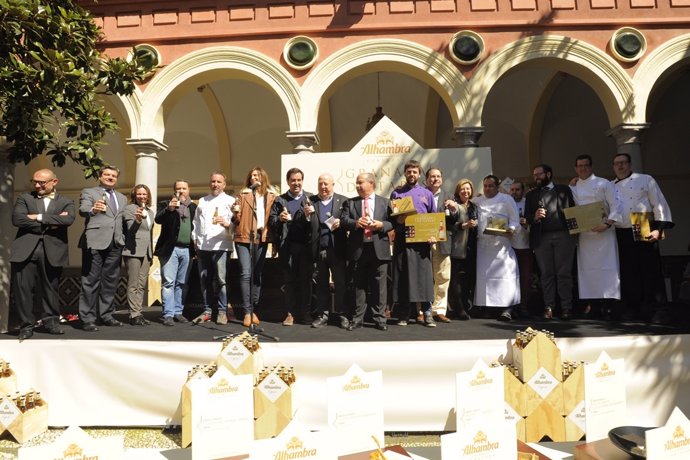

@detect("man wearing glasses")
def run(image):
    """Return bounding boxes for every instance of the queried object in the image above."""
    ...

[612,153,673,322]
[571,154,623,319]
[11,169,75,340]
[78,165,128,331]
[524,164,576,320]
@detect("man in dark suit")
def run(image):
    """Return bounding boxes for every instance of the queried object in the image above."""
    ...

[309,173,349,329]
[11,169,75,340]
[341,173,393,331]
[524,164,576,320]
[78,165,128,331]
[426,168,453,323]
[154,180,197,326]
[269,167,315,325]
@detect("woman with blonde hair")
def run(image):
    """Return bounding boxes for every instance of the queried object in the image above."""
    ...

[231,167,277,327]
[445,178,478,320]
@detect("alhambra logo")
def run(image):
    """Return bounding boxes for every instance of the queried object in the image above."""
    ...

[273,436,318,459]
[360,131,412,155]
[665,425,690,450]
[56,443,98,460]
[209,378,238,394]
[470,370,493,386]
[343,375,370,391]
[595,362,615,378]
[462,430,500,455]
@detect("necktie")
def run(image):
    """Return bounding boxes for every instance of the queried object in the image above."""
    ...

[363,198,372,239]
[107,189,118,213]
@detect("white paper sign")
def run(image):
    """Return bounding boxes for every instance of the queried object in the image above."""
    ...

[219,339,251,370]
[584,351,627,441]
[251,420,337,460]
[646,407,690,459]
[326,363,384,456]
[455,360,505,431]
[189,366,254,459]
[18,425,123,460]
[441,426,517,460]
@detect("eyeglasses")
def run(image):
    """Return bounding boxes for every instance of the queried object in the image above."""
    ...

[31,179,55,186]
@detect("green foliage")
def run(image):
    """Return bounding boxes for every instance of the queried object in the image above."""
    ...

[0,0,155,177]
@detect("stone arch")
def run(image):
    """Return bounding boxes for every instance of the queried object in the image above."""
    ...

[301,38,468,130]
[112,88,144,139]
[138,46,302,140]
[634,34,690,120]
[466,35,635,127]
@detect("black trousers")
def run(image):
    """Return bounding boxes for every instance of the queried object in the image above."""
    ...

[616,228,666,316]
[12,242,62,330]
[533,231,576,310]
[314,246,346,317]
[351,244,387,326]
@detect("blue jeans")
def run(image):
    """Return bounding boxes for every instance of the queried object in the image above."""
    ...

[197,250,229,314]
[159,246,191,318]
[236,242,268,315]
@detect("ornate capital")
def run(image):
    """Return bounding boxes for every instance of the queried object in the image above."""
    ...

[126,138,168,159]
[454,127,485,147]
[606,123,650,147]
[285,131,320,154]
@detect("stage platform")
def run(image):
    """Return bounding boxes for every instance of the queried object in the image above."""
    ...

[2,307,690,434]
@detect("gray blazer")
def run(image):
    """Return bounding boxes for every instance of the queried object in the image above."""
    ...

[117,203,154,258]
[78,186,127,250]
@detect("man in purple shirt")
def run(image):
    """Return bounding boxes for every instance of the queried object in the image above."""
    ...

[390,159,437,327]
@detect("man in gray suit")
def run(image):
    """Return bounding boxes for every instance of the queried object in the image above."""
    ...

[78,165,128,331]
[341,173,393,331]
[11,169,75,340]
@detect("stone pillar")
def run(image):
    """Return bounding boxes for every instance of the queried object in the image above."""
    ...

[606,123,650,171]
[454,126,485,147]
[285,131,320,153]
[0,142,15,333]
[126,138,167,209]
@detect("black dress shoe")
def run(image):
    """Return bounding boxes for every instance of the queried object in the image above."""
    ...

[339,316,350,329]
[346,321,363,331]
[174,315,189,323]
[83,323,100,332]
[311,316,328,328]
[498,308,513,322]
[130,316,150,326]
[375,323,388,331]
[45,325,65,335]
[18,328,34,341]
[102,318,124,327]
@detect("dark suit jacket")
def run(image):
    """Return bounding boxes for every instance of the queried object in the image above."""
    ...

[117,203,154,258]
[10,192,75,267]
[78,186,127,250]
[268,191,314,252]
[153,200,197,259]
[524,183,575,249]
[341,194,393,262]
[308,193,348,260]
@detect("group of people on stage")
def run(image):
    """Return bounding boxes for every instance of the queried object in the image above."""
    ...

[10,152,673,339]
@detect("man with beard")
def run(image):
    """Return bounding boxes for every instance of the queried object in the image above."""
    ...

[525,164,577,320]
[154,180,197,326]
[390,160,437,327]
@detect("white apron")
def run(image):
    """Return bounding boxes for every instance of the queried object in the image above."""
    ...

[572,175,621,300]
[473,193,521,307]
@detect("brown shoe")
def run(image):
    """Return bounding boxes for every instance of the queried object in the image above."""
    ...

[282,313,294,326]
[243,314,251,327]
[416,313,424,323]
[252,313,260,325]
[434,314,451,323]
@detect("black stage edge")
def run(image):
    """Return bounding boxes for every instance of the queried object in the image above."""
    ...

[3,304,689,342]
